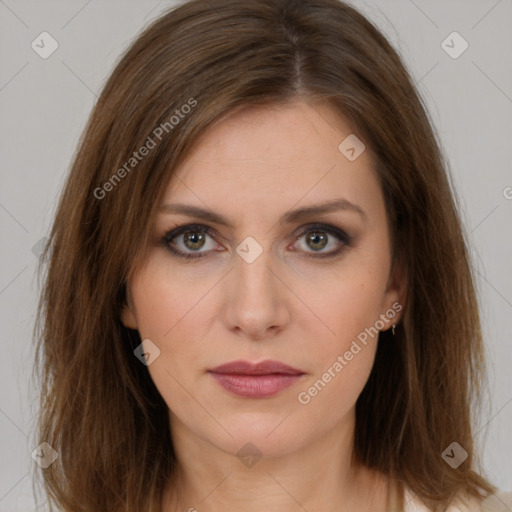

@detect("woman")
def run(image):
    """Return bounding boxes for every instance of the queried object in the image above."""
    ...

[33,0,511,510]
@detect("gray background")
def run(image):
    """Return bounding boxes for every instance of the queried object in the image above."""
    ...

[1,0,511,510]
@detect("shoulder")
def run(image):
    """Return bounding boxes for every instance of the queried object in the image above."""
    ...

[403,487,512,512]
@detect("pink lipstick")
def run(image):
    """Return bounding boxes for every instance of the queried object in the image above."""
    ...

[208,360,305,398]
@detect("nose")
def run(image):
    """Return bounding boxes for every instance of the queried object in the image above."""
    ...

[222,242,290,341]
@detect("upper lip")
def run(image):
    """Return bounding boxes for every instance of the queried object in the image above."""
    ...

[209,359,304,375]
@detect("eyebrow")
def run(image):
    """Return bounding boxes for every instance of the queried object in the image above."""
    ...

[159,197,367,229]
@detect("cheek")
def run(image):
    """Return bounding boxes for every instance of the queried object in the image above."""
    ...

[294,261,388,350]
[324,282,382,331]
[128,261,215,420]
[293,276,383,415]
[129,254,217,343]
[289,257,388,407]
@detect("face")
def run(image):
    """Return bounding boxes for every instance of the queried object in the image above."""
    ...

[121,100,405,460]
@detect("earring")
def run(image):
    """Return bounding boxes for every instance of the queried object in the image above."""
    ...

[392,324,396,336]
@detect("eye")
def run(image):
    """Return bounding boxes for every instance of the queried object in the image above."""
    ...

[161,224,219,260]
[291,223,353,258]
[160,222,353,261]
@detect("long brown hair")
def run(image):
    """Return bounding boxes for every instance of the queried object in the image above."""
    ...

[33,0,496,510]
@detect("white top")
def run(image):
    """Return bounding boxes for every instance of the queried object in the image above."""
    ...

[403,487,512,511]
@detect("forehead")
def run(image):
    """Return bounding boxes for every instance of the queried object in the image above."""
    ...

[175,100,359,176]
[160,101,384,225]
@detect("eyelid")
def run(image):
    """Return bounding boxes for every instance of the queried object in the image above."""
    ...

[160,222,353,260]
[292,223,351,244]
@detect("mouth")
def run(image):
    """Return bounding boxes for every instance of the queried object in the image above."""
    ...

[208,359,305,398]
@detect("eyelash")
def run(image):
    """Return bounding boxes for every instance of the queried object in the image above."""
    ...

[160,223,353,262]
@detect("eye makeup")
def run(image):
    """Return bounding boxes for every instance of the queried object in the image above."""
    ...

[158,222,355,262]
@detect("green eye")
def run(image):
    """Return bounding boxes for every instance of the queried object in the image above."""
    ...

[161,223,353,261]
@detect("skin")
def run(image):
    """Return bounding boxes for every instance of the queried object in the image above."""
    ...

[121,99,407,512]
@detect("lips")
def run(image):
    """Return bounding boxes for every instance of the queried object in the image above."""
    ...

[209,359,304,376]
[208,360,305,398]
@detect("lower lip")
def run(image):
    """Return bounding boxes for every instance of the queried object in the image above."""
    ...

[209,372,304,398]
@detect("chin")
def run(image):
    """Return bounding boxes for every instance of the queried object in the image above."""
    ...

[205,414,311,463]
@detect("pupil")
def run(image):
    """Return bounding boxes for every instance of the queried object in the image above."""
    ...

[308,232,327,250]
[185,231,204,250]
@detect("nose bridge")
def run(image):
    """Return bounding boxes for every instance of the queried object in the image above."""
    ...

[235,237,277,302]
[225,236,288,336]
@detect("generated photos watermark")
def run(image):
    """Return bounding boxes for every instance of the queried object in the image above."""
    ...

[93,97,198,200]
[297,301,402,405]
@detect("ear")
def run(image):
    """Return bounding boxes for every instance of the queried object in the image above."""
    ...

[120,283,139,330]
[381,256,407,327]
